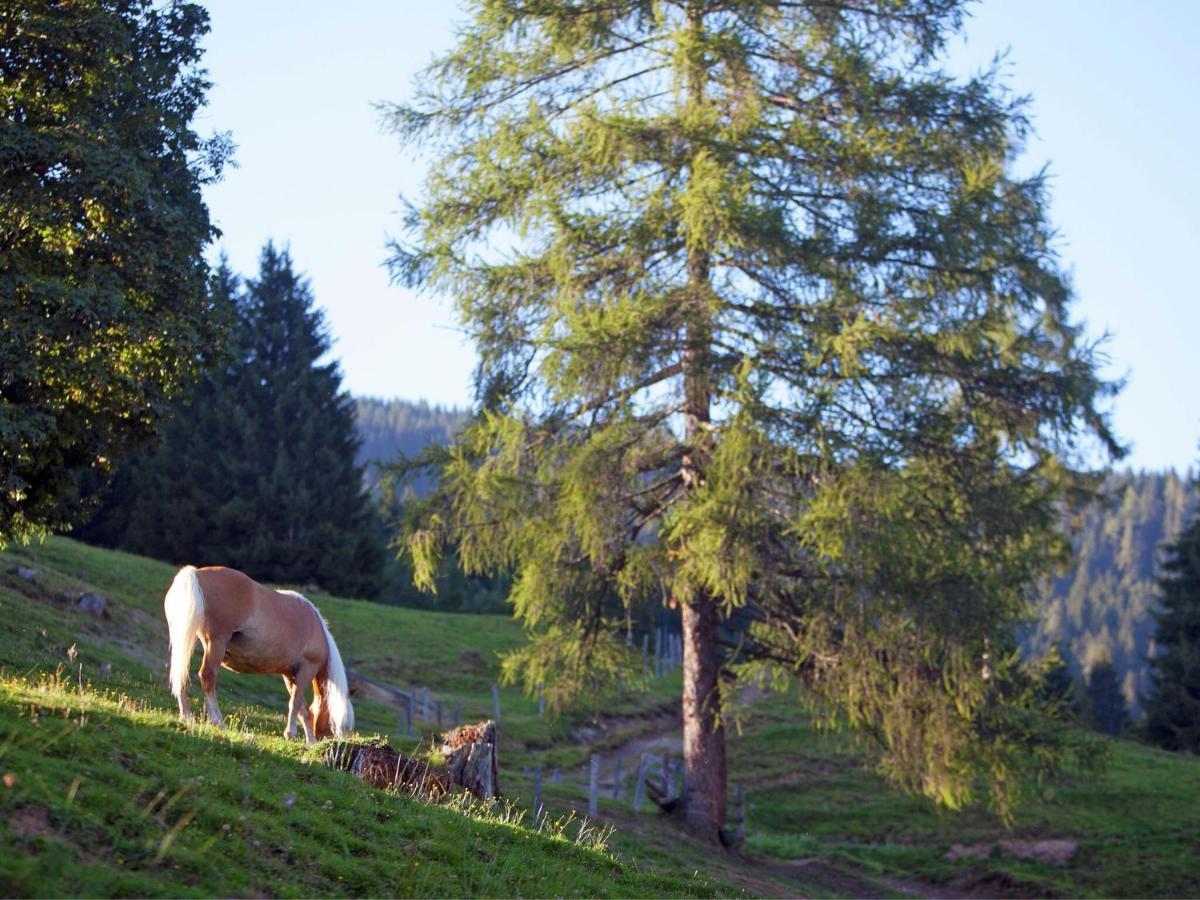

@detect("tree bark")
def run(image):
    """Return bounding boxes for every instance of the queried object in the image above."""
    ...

[681,592,726,838]
[676,0,726,841]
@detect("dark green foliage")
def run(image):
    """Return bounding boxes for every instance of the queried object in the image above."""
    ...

[0,0,233,545]
[1085,660,1130,737]
[77,246,385,598]
[1028,471,1196,713]
[1142,481,1200,751]
[389,0,1120,824]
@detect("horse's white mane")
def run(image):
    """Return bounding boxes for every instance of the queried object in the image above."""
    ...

[281,591,355,737]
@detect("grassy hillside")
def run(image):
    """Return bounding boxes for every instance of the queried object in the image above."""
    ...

[3,538,1199,898]
[0,538,719,898]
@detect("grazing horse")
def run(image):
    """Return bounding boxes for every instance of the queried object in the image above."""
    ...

[163,565,354,743]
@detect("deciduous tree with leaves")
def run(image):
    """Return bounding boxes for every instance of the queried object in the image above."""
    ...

[389,0,1120,839]
[0,0,233,544]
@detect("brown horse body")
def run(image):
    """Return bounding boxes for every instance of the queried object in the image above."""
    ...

[164,565,354,742]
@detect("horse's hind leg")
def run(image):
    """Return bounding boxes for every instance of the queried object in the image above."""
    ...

[198,635,229,728]
[284,665,318,744]
[175,679,194,723]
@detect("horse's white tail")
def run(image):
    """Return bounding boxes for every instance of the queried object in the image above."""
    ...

[164,565,205,701]
[294,596,355,737]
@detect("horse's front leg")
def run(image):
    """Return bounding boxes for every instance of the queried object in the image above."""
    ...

[199,636,229,728]
[284,668,318,744]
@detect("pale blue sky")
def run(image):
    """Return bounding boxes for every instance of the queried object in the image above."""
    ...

[198,1,1199,473]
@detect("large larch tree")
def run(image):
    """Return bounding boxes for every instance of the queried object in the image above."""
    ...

[389,0,1120,839]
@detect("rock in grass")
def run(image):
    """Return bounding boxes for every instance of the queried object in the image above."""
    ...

[946,839,1077,865]
[77,592,107,617]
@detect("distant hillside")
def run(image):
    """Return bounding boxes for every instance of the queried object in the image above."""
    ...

[1029,470,1197,712]
[354,397,469,492]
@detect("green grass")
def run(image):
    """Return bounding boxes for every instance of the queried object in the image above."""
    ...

[0,538,724,898]
[727,703,1200,898]
[4,536,1199,898]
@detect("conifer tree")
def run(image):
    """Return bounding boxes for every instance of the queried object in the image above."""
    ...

[80,246,385,598]
[389,0,1120,837]
[1086,659,1129,737]
[1143,479,1200,751]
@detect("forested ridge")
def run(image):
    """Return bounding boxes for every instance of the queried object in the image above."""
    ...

[1029,470,1196,712]
[353,397,467,493]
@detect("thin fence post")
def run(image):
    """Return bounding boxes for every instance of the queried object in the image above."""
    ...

[422,687,431,722]
[533,766,544,829]
[588,753,600,818]
[492,683,501,723]
[632,754,648,811]
[641,633,650,680]
[404,692,413,736]
[611,756,623,800]
[653,628,662,678]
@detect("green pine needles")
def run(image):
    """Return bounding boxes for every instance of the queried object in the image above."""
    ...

[387,0,1121,830]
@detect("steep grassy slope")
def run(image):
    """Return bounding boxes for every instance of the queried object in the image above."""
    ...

[0,538,721,898]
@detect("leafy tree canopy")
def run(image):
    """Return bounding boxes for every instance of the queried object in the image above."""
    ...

[388,0,1120,835]
[0,0,233,544]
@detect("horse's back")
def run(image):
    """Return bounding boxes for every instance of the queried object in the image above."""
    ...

[194,566,326,674]
[194,566,261,633]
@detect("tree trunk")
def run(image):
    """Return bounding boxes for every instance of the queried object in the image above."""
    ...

[676,0,726,841]
[680,592,726,838]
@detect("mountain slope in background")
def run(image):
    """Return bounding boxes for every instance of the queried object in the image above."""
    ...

[1028,471,1196,711]
[354,397,468,493]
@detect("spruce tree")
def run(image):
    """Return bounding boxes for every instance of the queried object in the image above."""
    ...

[1086,660,1129,737]
[389,0,1120,837]
[1143,481,1200,751]
[80,246,385,598]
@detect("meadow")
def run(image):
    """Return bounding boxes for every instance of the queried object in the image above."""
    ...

[1,537,1197,897]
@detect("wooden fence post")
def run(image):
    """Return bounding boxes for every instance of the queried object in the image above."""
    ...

[632,754,648,811]
[588,753,600,818]
[533,766,544,829]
